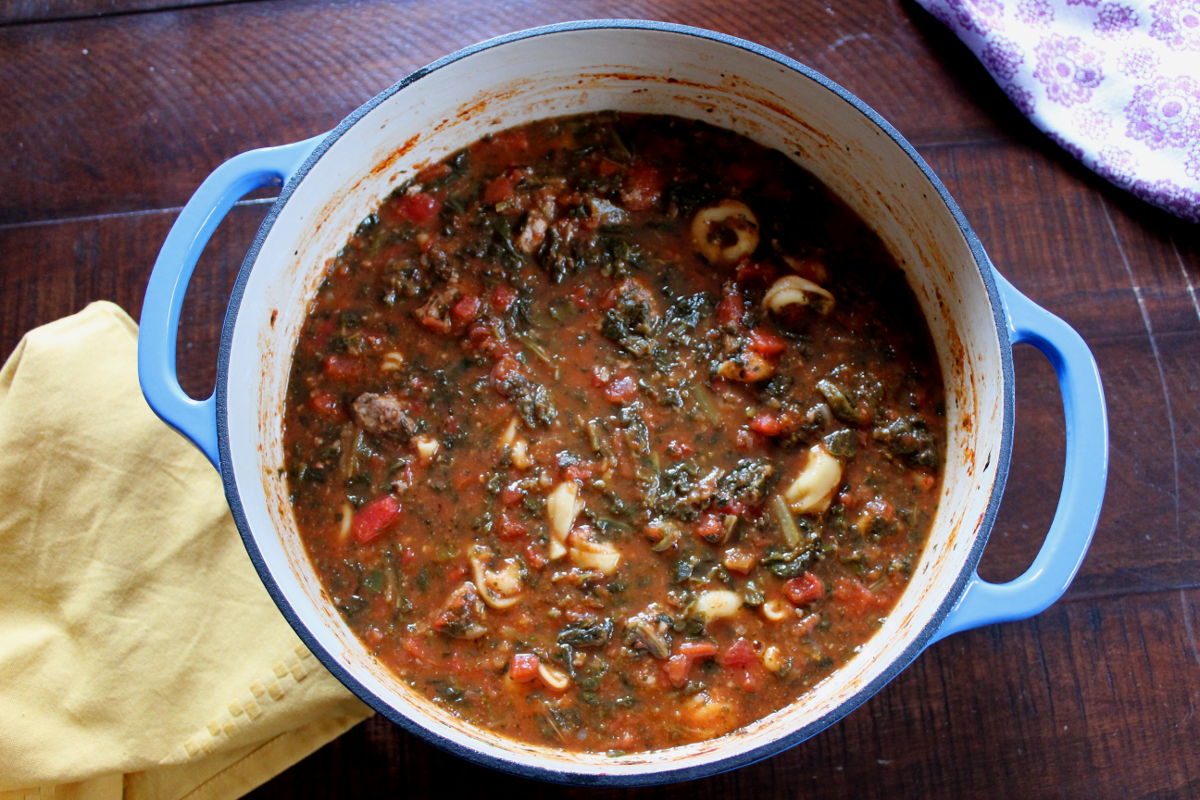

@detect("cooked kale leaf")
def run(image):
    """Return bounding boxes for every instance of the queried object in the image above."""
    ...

[716,458,775,506]
[496,371,557,428]
[761,545,817,578]
[557,619,615,648]
[873,414,938,467]
[601,280,659,357]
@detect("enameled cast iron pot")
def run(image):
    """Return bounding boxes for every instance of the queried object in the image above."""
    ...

[138,21,1109,786]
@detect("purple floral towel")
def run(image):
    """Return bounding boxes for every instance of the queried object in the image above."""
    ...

[917,0,1200,222]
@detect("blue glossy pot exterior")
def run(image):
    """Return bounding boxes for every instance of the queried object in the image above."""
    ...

[138,20,1108,786]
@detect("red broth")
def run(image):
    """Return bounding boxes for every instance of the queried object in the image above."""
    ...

[283,112,943,753]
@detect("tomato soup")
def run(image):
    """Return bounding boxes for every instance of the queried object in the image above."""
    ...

[283,112,943,753]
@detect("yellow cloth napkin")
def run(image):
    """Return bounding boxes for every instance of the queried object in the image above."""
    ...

[0,302,373,799]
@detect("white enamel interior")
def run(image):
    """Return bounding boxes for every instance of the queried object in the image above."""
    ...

[222,25,1007,780]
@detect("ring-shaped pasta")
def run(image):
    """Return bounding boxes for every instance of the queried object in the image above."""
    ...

[691,199,760,265]
[763,275,835,316]
[469,545,524,610]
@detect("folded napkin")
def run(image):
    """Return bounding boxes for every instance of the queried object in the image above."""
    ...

[0,302,372,799]
[917,0,1200,222]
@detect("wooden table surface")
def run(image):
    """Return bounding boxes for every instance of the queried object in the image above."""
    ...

[2,1,1197,797]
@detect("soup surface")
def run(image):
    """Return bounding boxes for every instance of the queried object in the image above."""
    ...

[283,112,943,753]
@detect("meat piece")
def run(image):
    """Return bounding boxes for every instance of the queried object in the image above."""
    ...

[624,608,672,659]
[352,393,417,437]
[431,581,488,640]
[515,212,549,254]
[412,287,455,334]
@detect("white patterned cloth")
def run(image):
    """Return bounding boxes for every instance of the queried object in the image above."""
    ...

[917,0,1200,222]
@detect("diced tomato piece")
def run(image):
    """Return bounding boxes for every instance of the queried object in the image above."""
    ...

[738,664,764,693]
[833,577,884,616]
[622,163,663,212]
[446,564,467,583]
[715,291,743,326]
[694,511,724,544]
[722,547,757,574]
[777,409,803,434]
[562,462,595,482]
[322,354,359,381]
[606,723,637,751]
[308,391,342,418]
[747,329,786,357]
[451,293,481,324]
[783,572,826,606]
[351,495,401,545]
[735,260,778,283]
[718,638,757,668]
[466,323,496,354]
[598,285,620,310]
[595,157,623,178]
[509,653,540,683]
[749,412,782,436]
[524,543,548,570]
[482,171,521,205]
[678,640,719,659]
[718,499,748,517]
[490,356,520,390]
[495,128,529,152]
[495,512,528,541]
[665,642,718,687]
[395,192,441,226]
[490,284,518,313]
[603,375,638,404]
[467,324,491,345]
[664,654,691,688]
[500,482,524,506]
[400,547,416,567]
[402,635,432,664]
[667,439,694,458]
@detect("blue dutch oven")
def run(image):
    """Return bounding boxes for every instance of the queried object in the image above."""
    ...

[138,20,1107,786]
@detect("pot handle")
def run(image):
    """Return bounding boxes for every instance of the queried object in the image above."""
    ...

[931,272,1107,643]
[138,135,323,469]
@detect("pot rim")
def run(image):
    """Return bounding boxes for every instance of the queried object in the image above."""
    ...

[214,19,1015,786]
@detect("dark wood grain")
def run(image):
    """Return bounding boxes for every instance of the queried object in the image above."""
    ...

[0,0,244,25]
[0,0,1015,225]
[0,201,270,398]
[3,0,1197,797]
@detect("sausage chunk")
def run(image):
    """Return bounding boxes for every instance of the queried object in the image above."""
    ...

[352,393,417,437]
[431,582,488,640]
